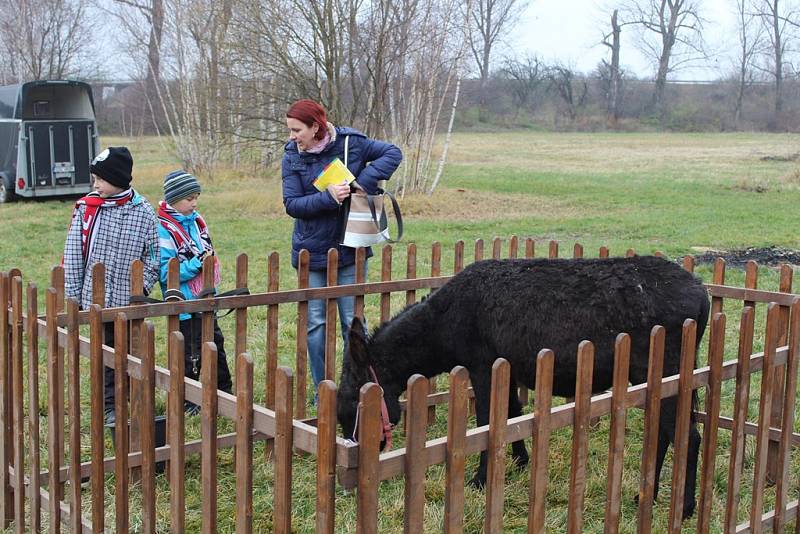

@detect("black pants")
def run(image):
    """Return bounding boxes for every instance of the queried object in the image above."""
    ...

[103,316,233,412]
[179,314,233,392]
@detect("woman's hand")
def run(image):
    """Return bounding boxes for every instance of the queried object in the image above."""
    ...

[327,182,351,204]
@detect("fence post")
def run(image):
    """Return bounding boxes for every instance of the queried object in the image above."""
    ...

[667,319,697,534]
[234,254,249,378]
[604,334,630,534]
[140,323,156,533]
[405,244,417,306]
[767,264,792,485]
[266,251,280,459]
[380,246,392,323]
[275,366,294,534]
[548,240,558,259]
[201,341,218,534]
[11,276,24,534]
[324,250,338,381]
[404,374,428,533]
[356,383,381,534]
[474,239,484,262]
[599,246,609,259]
[50,266,66,508]
[567,342,594,534]
[168,330,185,534]
[682,255,695,272]
[637,326,665,534]
[354,247,367,318]
[88,304,104,532]
[528,350,554,534]
[492,237,502,259]
[453,240,464,274]
[772,299,800,532]
[697,313,726,532]
[749,304,779,533]
[0,272,11,529]
[710,258,726,321]
[508,235,519,259]
[45,287,61,533]
[296,249,310,418]
[114,314,129,534]
[444,367,468,534]
[316,380,337,534]
[573,243,583,259]
[235,353,254,534]
[26,284,41,532]
[66,300,81,533]
[484,358,510,534]
[724,307,755,534]
[525,238,535,259]
[129,260,145,483]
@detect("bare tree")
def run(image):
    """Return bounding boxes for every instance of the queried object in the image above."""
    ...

[751,0,798,129]
[732,0,765,125]
[499,54,546,117]
[0,0,95,82]
[601,9,625,126]
[546,63,588,122]
[621,0,706,116]
[106,0,165,134]
[466,0,527,97]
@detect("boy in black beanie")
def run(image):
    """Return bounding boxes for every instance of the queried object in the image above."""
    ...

[63,146,160,424]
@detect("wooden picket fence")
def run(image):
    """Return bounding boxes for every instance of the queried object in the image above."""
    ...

[0,237,799,533]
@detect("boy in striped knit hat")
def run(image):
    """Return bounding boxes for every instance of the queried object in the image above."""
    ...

[158,170,232,412]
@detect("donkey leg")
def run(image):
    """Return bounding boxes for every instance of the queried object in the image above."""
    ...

[467,379,491,489]
[684,416,701,519]
[657,396,700,520]
[508,386,529,469]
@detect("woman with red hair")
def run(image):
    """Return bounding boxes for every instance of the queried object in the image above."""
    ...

[282,99,402,394]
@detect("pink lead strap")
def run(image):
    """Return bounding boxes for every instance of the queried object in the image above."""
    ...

[367,366,394,451]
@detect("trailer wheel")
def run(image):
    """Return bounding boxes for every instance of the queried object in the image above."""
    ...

[0,175,14,204]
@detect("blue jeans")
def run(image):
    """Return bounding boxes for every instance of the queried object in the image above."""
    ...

[307,261,367,388]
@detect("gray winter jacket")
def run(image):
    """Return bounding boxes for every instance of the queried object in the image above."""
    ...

[63,191,159,309]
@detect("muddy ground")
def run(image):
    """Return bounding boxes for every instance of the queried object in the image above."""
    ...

[693,246,800,268]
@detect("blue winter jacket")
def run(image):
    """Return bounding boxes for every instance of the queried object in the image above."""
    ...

[158,209,211,320]
[282,126,402,270]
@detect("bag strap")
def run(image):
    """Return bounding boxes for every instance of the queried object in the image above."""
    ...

[367,191,404,243]
[344,135,349,169]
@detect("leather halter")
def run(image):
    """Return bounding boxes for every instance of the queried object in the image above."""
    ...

[351,365,394,450]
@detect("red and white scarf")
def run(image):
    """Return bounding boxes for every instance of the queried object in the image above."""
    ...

[157,200,220,295]
[71,189,134,267]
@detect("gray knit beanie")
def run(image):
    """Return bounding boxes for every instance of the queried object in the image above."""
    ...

[164,170,201,205]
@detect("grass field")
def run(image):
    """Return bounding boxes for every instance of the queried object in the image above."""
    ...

[1,131,800,532]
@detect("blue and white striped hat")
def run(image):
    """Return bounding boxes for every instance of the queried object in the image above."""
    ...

[164,170,201,205]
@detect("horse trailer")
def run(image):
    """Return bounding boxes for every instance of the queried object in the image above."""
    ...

[0,80,99,203]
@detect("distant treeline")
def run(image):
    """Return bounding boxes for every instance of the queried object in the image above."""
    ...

[93,74,800,140]
[456,75,800,133]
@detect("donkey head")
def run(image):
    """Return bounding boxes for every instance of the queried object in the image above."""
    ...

[337,317,402,450]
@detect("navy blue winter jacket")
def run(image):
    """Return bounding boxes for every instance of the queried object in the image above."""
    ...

[282,126,402,270]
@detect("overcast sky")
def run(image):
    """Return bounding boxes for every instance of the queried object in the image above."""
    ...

[509,0,738,80]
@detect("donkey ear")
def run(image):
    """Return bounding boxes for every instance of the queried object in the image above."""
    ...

[348,316,370,367]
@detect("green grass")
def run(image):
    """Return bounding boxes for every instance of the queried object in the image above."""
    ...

[1,131,800,532]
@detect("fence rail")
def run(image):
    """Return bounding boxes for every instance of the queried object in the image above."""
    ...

[1,237,798,532]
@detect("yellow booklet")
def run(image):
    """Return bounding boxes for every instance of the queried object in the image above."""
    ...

[313,158,356,192]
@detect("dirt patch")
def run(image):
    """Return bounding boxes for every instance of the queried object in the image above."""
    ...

[760,152,800,162]
[693,246,800,267]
